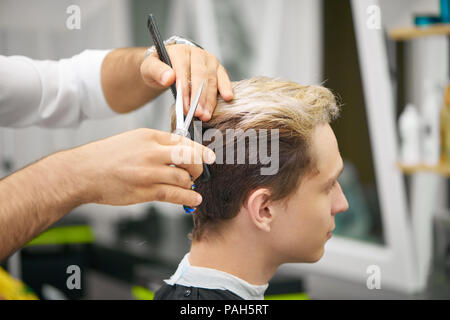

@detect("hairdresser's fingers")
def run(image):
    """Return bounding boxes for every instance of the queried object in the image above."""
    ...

[166,144,215,180]
[167,142,213,165]
[151,130,186,147]
[174,162,204,181]
[148,129,215,171]
[190,47,209,118]
[151,131,215,161]
[217,64,233,102]
[149,184,202,207]
[140,54,176,88]
[158,138,216,164]
[169,45,191,111]
[200,53,220,121]
[145,166,194,190]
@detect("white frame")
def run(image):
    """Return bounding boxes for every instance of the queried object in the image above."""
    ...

[280,0,420,293]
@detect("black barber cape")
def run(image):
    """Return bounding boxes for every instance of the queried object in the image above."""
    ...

[154,283,244,300]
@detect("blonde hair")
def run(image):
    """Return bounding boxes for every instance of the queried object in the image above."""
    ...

[174,76,340,241]
[209,76,339,137]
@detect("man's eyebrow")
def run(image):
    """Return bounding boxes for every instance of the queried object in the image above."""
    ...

[324,163,344,187]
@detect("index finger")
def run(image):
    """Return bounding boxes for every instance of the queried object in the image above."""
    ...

[168,45,191,113]
[217,64,233,101]
[190,47,209,118]
[163,143,215,180]
[155,133,216,163]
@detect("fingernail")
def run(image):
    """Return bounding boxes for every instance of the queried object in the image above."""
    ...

[160,70,172,85]
[205,149,216,164]
[196,194,203,205]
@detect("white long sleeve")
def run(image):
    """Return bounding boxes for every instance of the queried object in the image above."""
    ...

[0,50,118,128]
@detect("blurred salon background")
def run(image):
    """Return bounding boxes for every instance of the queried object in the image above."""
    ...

[0,0,449,299]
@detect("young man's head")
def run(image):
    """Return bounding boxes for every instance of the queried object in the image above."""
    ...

[173,76,349,265]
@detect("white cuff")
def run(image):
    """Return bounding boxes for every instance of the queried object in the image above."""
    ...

[73,49,119,119]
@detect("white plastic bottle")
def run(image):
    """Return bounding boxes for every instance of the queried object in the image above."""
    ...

[421,80,443,165]
[399,104,421,165]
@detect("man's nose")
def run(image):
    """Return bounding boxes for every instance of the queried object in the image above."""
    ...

[332,182,349,216]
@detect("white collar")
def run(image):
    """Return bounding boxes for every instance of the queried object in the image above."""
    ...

[164,253,268,300]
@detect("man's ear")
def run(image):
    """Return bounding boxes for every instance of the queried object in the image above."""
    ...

[245,188,274,233]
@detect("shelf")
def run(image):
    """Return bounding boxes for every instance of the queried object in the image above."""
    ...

[397,162,450,177]
[389,24,450,40]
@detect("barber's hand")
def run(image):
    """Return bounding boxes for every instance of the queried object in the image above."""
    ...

[140,44,233,121]
[67,128,216,207]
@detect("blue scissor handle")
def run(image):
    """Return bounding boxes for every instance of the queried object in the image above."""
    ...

[183,181,197,214]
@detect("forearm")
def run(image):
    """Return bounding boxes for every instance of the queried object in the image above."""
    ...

[0,151,89,261]
[0,127,212,262]
[101,47,163,114]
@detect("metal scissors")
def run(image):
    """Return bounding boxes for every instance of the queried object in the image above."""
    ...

[173,80,205,138]
[173,80,205,214]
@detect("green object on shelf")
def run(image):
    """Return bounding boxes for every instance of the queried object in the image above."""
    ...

[132,286,155,300]
[26,225,95,246]
[265,292,309,300]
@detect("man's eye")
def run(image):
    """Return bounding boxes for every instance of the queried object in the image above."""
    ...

[326,181,337,193]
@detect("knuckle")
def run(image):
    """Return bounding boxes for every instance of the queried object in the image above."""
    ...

[167,188,179,203]
[194,67,208,78]
[192,46,203,55]
[208,55,219,67]
[155,188,167,202]
[192,56,207,68]
[182,171,192,186]
[177,135,189,146]
[175,170,191,187]
[145,150,158,163]
[141,169,157,186]
[138,127,152,137]
[208,78,217,90]
[139,61,148,76]
[153,130,168,141]
[181,44,190,53]
[208,71,217,82]
[168,44,180,55]
[190,163,203,178]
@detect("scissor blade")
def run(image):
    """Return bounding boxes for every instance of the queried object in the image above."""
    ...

[184,80,205,132]
[175,82,184,130]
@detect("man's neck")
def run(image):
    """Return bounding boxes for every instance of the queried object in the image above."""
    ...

[189,232,278,286]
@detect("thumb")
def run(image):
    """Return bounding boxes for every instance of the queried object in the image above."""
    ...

[141,55,175,87]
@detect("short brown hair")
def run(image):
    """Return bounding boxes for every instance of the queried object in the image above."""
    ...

[172,77,340,241]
